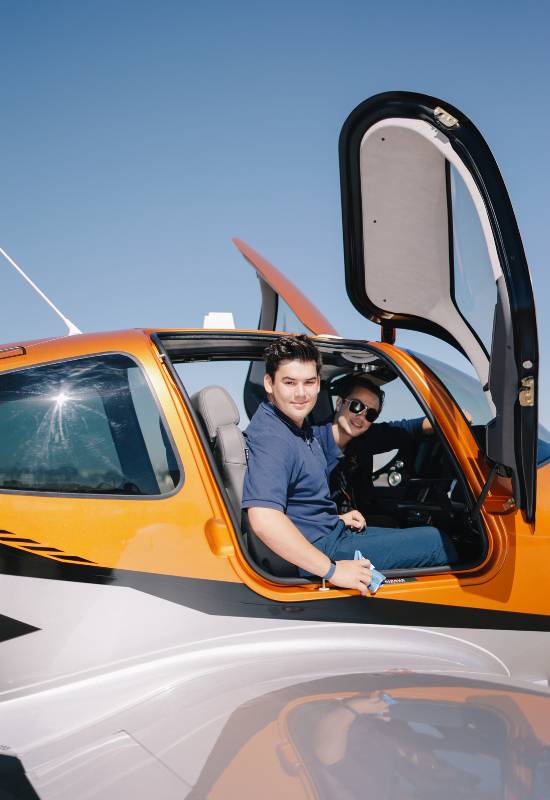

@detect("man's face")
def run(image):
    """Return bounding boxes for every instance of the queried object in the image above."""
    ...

[264,359,320,427]
[335,385,380,440]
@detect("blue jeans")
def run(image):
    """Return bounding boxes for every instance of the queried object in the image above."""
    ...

[300,520,457,576]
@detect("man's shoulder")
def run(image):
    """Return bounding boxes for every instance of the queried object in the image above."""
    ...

[312,419,335,449]
[312,419,332,435]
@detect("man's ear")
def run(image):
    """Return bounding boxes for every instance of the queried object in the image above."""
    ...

[264,373,273,397]
[335,397,343,411]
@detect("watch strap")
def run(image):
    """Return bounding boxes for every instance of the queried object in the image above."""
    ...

[323,560,337,581]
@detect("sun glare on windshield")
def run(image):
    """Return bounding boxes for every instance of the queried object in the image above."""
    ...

[53,391,71,407]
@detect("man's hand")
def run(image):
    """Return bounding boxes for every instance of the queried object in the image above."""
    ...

[338,509,366,530]
[346,692,391,718]
[331,559,372,595]
[248,507,373,593]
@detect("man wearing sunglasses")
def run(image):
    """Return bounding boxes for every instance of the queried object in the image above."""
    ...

[242,335,457,595]
[329,375,432,524]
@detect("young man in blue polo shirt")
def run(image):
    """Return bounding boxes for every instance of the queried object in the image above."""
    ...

[242,335,457,595]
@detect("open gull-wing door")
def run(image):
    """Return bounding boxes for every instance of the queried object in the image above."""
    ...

[339,91,538,520]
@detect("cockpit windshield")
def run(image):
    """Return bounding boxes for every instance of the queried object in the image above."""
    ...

[412,351,550,467]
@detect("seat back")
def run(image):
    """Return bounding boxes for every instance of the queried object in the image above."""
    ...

[190,385,299,577]
[190,386,246,518]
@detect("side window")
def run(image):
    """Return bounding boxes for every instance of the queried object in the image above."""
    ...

[0,354,180,496]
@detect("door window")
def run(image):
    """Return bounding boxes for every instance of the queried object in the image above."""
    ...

[0,354,180,495]
[450,164,498,355]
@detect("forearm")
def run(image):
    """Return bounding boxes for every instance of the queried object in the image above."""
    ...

[313,706,355,765]
[247,507,331,577]
[386,417,424,438]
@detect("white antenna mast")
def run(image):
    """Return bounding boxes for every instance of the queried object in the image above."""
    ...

[0,246,82,336]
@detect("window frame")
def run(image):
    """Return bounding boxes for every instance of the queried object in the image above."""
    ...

[154,331,487,585]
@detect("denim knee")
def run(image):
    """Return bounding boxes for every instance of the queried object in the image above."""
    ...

[299,523,457,576]
[358,525,456,569]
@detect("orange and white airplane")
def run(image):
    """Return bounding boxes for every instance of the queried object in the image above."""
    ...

[0,91,549,798]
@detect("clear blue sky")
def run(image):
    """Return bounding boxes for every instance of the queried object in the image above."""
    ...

[1,0,549,422]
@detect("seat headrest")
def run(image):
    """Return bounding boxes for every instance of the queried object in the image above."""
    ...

[190,385,240,441]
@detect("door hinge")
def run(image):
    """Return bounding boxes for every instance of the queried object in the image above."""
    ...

[519,376,535,407]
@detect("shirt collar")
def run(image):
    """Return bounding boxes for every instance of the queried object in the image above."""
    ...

[260,400,313,440]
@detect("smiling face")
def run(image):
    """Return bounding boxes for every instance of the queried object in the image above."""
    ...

[264,359,320,427]
[334,384,381,445]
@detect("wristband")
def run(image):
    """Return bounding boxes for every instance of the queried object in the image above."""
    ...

[323,560,337,581]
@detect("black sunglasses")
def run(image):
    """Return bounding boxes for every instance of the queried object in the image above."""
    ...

[343,397,380,422]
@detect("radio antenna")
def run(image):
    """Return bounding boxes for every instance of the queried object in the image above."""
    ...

[0,246,81,336]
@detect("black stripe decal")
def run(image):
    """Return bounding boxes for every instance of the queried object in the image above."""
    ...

[1,544,550,632]
[0,530,95,563]
[0,753,40,799]
[0,614,40,643]
[0,537,39,544]
[52,554,95,563]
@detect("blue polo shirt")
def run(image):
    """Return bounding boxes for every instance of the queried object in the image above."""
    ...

[242,401,341,544]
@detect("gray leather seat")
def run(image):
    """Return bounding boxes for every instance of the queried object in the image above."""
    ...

[190,385,299,577]
[190,386,247,518]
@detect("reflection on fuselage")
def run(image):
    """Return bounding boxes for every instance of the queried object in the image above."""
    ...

[189,674,550,800]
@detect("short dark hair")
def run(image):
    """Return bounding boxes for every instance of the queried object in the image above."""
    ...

[264,334,322,379]
[334,374,385,410]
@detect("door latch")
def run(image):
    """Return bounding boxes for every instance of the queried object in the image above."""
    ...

[519,376,535,407]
